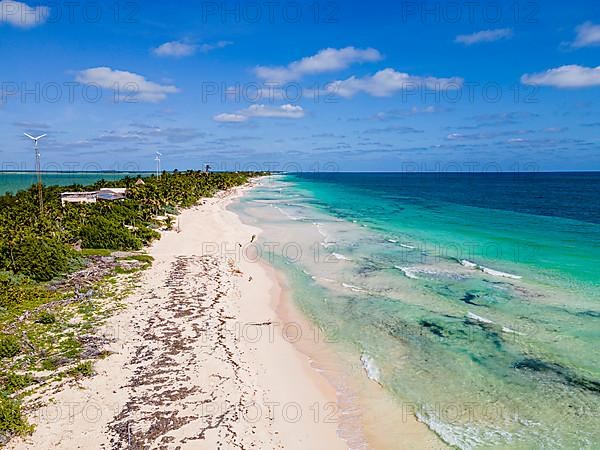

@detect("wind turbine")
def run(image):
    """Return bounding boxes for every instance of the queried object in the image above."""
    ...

[154,151,162,178]
[24,132,47,211]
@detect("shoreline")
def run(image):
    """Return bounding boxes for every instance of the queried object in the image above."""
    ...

[8,181,347,449]
[8,179,446,449]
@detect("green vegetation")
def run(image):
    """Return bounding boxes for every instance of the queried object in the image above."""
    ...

[67,361,94,378]
[0,170,262,443]
[35,311,56,325]
[0,395,32,437]
[0,336,20,359]
[0,171,257,280]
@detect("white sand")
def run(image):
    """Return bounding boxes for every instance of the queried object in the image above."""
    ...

[9,184,348,449]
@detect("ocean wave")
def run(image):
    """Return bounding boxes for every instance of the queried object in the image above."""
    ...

[320,277,337,283]
[274,206,305,221]
[415,412,494,450]
[360,353,382,385]
[467,312,495,325]
[460,260,522,280]
[416,411,515,450]
[467,313,524,335]
[394,266,420,279]
[332,252,352,261]
[342,282,366,292]
[501,326,524,335]
[395,265,461,281]
[386,238,398,243]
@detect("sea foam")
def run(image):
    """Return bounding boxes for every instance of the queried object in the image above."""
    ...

[360,353,382,385]
[460,260,522,280]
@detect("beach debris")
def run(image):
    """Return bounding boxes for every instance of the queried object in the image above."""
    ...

[107,255,280,448]
[227,259,243,276]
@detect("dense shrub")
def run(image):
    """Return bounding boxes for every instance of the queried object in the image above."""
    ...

[79,216,142,250]
[0,236,76,282]
[35,311,56,324]
[0,272,57,314]
[0,335,20,359]
[134,226,160,244]
[0,171,261,281]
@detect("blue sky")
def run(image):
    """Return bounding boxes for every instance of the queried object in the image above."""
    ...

[1,0,599,172]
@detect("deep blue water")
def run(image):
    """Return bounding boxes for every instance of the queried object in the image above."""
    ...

[291,172,600,224]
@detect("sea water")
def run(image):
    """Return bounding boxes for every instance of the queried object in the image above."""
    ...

[232,173,600,449]
[0,172,146,195]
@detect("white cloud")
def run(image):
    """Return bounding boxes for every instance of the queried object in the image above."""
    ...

[521,65,600,88]
[153,41,196,58]
[153,40,233,57]
[0,0,48,28]
[246,104,304,118]
[455,28,513,45]
[214,113,248,123]
[331,68,463,98]
[572,22,600,48]
[254,47,382,82]
[213,104,305,122]
[76,67,180,102]
[199,40,233,53]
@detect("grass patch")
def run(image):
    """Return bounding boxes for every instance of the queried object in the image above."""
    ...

[0,394,32,438]
[80,248,113,257]
[125,254,154,264]
[35,311,56,325]
[40,357,60,372]
[0,372,34,396]
[0,335,20,359]
[67,361,93,378]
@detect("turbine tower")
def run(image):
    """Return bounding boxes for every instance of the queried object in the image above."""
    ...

[24,132,47,211]
[155,151,162,178]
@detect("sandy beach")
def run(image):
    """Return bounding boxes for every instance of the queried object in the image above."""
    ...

[8,182,348,450]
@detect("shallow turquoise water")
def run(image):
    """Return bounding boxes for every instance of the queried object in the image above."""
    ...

[233,173,600,449]
[0,172,146,195]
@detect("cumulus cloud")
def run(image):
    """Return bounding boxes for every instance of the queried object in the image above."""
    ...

[153,41,197,57]
[76,67,180,102]
[571,22,600,48]
[455,28,513,45]
[214,104,305,122]
[0,0,48,28]
[330,68,463,98]
[254,47,382,82]
[153,40,233,57]
[521,65,600,88]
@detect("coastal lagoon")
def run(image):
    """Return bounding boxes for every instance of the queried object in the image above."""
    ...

[233,173,600,449]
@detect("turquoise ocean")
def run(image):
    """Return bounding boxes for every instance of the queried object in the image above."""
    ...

[0,172,146,195]
[232,173,600,449]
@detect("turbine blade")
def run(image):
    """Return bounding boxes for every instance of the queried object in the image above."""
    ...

[35,134,47,140]
[24,133,35,140]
